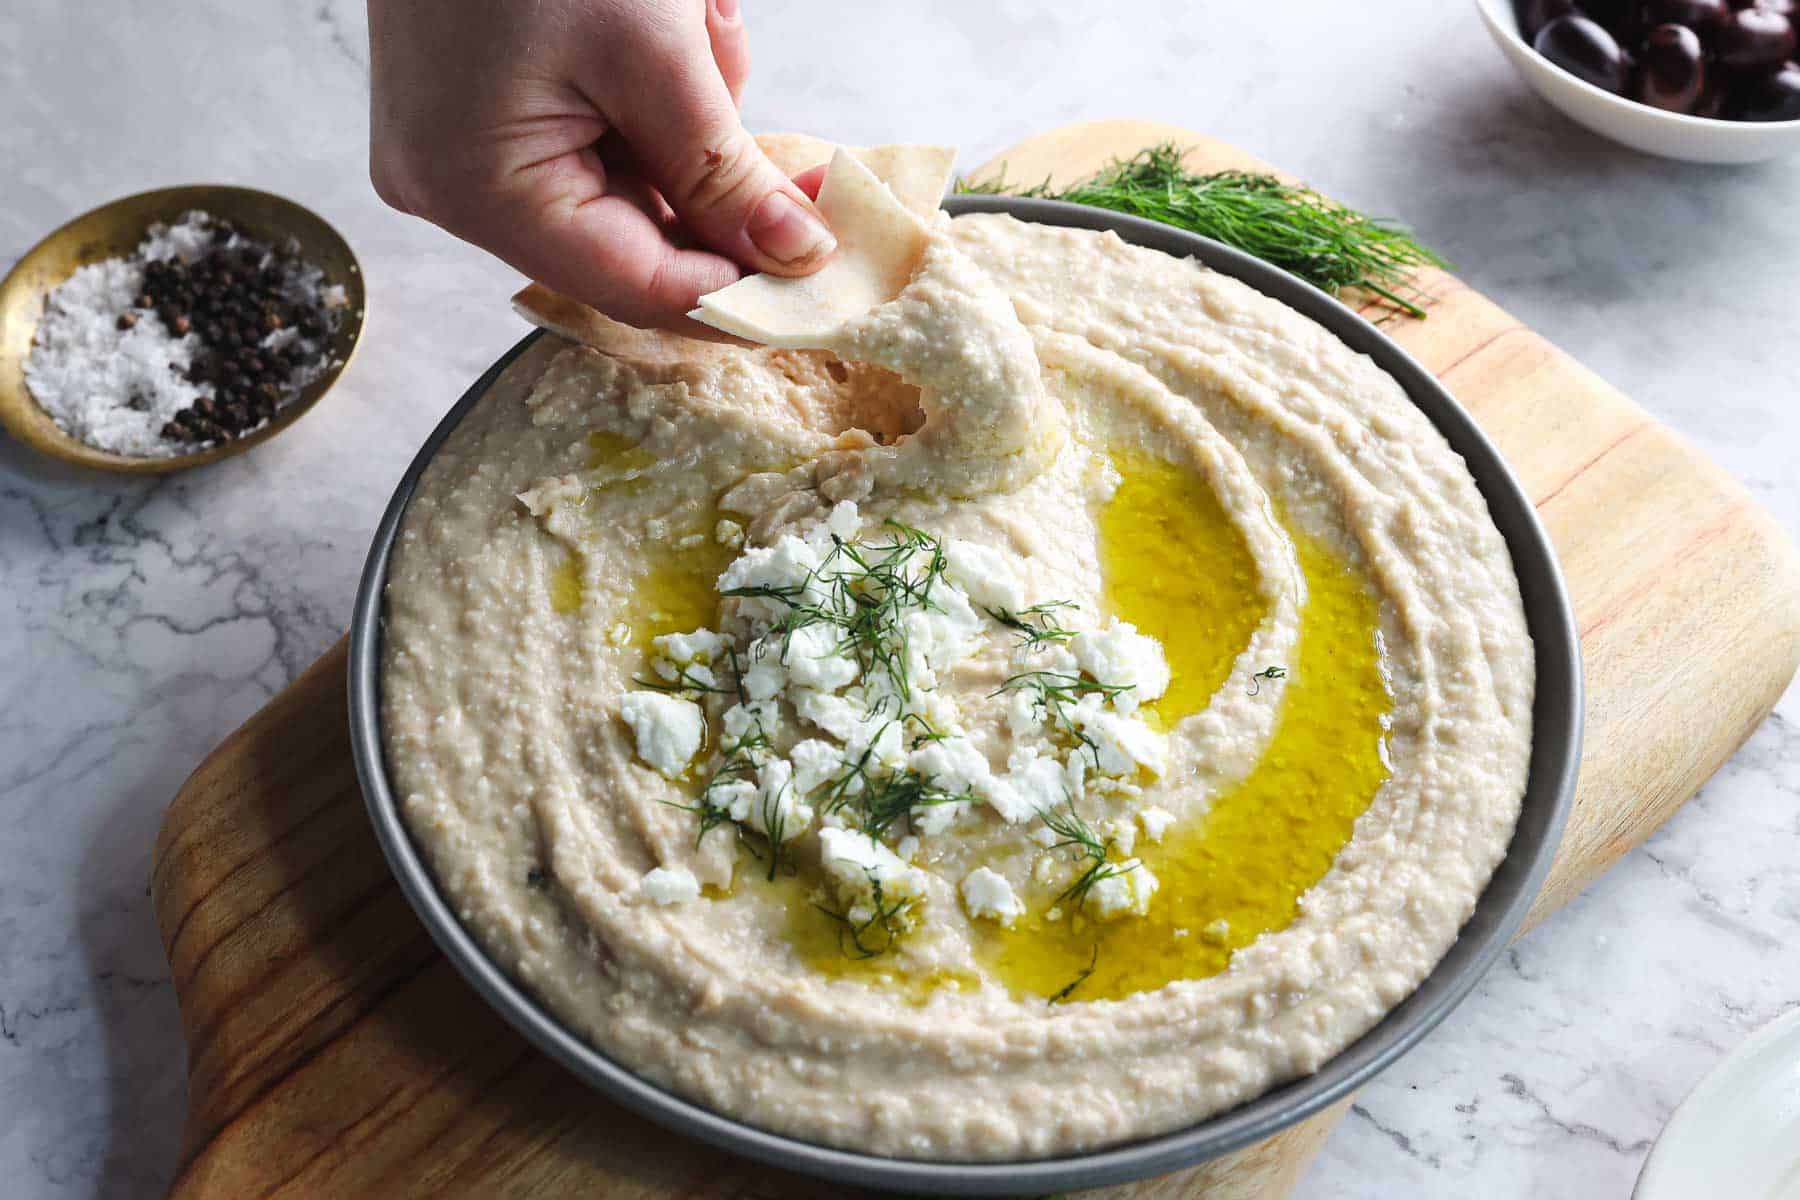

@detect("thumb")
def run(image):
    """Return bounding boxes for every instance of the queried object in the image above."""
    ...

[602,23,835,277]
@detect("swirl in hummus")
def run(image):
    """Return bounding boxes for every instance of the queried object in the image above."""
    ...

[381,143,1533,1160]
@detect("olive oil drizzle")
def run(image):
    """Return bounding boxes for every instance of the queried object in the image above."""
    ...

[977,455,1391,1002]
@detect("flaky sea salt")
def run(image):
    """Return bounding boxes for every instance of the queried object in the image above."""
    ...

[23,210,342,458]
[23,239,210,458]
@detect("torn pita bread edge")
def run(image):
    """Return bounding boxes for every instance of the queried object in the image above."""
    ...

[688,148,930,347]
[757,134,956,219]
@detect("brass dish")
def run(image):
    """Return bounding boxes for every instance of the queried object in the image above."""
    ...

[0,185,364,474]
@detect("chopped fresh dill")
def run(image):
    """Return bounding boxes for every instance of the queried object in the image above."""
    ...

[631,662,734,696]
[814,874,916,959]
[1048,943,1100,1005]
[993,670,1132,769]
[807,726,976,841]
[662,720,798,879]
[985,600,1079,651]
[720,519,949,704]
[1039,796,1139,910]
[1247,664,1288,696]
[958,143,1449,319]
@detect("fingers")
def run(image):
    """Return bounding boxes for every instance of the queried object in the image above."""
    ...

[791,162,827,201]
[598,14,835,277]
[458,147,742,331]
[705,0,750,106]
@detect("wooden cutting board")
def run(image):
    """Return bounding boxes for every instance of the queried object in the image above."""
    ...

[151,120,1800,1199]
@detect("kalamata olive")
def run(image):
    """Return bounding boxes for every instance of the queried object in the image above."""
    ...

[1535,15,1634,92]
[1752,0,1797,17]
[1736,59,1800,117]
[1582,0,1641,37]
[1519,0,1579,39]
[1693,72,1734,114]
[1716,6,1796,67]
[1637,23,1709,109]
[1639,0,1730,33]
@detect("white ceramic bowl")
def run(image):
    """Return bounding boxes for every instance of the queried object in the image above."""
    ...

[1634,1006,1800,1199]
[1474,0,1800,163]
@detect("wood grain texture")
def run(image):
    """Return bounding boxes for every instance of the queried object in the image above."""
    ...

[152,121,1800,1199]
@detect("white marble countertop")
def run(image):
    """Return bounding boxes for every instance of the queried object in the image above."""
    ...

[2,1,1795,1196]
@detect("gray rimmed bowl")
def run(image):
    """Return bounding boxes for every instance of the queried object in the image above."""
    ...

[349,195,1582,1196]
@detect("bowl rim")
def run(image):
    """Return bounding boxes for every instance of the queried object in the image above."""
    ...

[1472,0,1800,133]
[0,183,366,475]
[1632,1003,1800,1198]
[349,195,1583,1196]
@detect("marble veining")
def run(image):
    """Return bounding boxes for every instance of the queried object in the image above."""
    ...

[1,1,1795,1197]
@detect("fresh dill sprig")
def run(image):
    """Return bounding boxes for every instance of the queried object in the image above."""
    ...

[1048,943,1100,1005]
[662,720,802,878]
[1038,796,1138,910]
[720,519,949,704]
[632,663,734,696]
[958,143,1449,319]
[985,601,1080,651]
[1247,664,1288,696]
[814,875,916,959]
[808,726,975,841]
[993,670,1132,769]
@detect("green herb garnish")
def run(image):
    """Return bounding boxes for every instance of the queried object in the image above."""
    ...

[814,875,917,959]
[721,519,947,703]
[1048,943,1100,1005]
[1247,664,1288,696]
[986,601,1080,651]
[993,670,1132,769]
[1039,796,1138,910]
[959,143,1449,319]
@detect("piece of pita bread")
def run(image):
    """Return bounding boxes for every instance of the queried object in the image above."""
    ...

[511,282,736,368]
[514,138,956,350]
[757,135,955,218]
[688,149,929,347]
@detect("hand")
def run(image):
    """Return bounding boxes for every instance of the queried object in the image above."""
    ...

[367,0,836,330]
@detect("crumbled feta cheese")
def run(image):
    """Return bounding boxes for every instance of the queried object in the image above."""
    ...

[782,622,860,691]
[1072,620,1170,713]
[618,692,705,777]
[653,627,730,665]
[714,518,745,547]
[943,538,1026,614]
[736,758,812,841]
[717,535,824,628]
[959,867,1025,926]
[823,500,862,542]
[793,688,868,740]
[720,700,778,743]
[1005,688,1045,739]
[1087,861,1158,920]
[1105,818,1138,857]
[713,777,758,819]
[640,865,700,906]
[740,653,788,700]
[1138,806,1177,842]
[1071,695,1168,778]
[911,800,972,835]
[818,827,923,898]
[844,716,905,769]
[909,736,990,795]
[789,738,847,798]
[901,585,984,683]
[987,746,1067,823]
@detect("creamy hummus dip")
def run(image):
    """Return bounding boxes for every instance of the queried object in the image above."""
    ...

[381,145,1533,1161]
